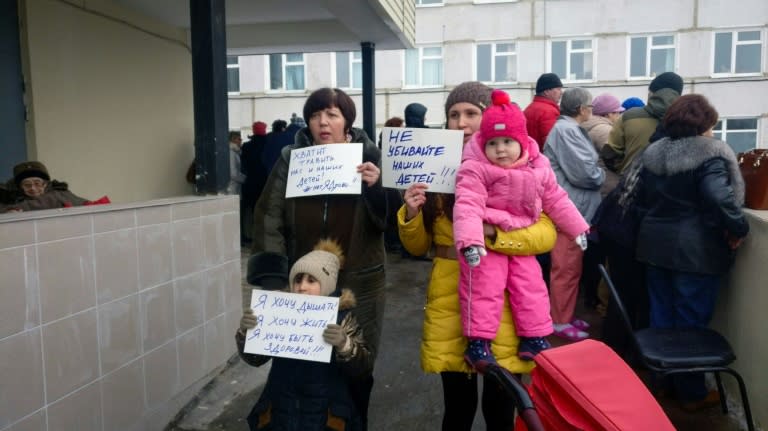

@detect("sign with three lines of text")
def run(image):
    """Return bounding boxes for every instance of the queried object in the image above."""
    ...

[381,127,463,194]
[244,289,339,363]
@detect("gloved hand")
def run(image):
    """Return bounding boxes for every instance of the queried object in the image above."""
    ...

[574,232,588,251]
[323,324,350,352]
[240,309,258,331]
[462,245,487,267]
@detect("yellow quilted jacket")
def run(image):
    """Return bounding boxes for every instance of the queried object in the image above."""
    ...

[398,201,556,374]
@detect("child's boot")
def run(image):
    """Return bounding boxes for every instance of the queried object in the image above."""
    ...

[518,336,552,361]
[464,338,496,372]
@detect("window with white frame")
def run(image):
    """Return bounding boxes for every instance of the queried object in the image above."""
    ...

[336,51,362,90]
[269,53,305,91]
[476,42,517,83]
[713,118,760,153]
[227,56,240,93]
[405,46,443,87]
[416,0,443,5]
[629,35,675,78]
[713,30,763,75]
[551,39,594,81]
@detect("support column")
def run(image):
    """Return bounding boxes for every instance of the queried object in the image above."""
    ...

[361,42,376,141]
[190,0,229,193]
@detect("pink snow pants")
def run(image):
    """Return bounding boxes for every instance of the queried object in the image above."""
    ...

[459,251,553,339]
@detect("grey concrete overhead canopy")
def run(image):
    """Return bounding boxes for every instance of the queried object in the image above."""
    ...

[114,0,415,54]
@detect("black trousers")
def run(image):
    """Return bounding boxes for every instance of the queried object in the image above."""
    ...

[440,371,516,431]
[349,374,374,431]
[600,239,649,362]
[580,239,606,308]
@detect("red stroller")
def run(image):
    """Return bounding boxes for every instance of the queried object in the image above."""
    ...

[486,339,675,431]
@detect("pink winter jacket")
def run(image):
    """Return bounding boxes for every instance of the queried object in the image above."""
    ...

[453,133,588,252]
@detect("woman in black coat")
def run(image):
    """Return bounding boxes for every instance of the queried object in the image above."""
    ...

[630,94,749,408]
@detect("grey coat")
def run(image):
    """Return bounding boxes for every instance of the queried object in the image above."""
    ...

[544,116,605,223]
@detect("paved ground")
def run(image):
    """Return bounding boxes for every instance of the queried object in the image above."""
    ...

[169,250,747,431]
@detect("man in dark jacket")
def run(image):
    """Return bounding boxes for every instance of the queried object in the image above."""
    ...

[260,119,290,174]
[241,121,269,244]
[597,72,684,361]
[601,71,683,174]
[404,103,427,128]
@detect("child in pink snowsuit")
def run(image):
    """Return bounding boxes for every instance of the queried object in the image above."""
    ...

[453,89,589,365]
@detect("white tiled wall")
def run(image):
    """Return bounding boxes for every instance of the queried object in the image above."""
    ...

[0,196,242,431]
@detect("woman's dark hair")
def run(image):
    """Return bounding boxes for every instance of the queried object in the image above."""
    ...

[663,94,719,139]
[384,117,404,127]
[422,193,453,235]
[303,88,356,133]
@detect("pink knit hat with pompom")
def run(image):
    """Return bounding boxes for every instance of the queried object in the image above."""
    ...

[478,89,530,153]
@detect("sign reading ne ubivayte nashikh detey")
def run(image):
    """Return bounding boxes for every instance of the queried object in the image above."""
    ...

[285,143,363,198]
[381,127,463,194]
[244,289,340,363]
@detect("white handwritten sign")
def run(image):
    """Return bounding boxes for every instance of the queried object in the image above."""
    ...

[285,143,362,198]
[243,289,339,363]
[381,127,463,194]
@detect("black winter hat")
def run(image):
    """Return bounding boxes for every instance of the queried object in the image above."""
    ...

[535,73,563,94]
[649,72,683,94]
[13,161,50,186]
[247,251,289,290]
[404,103,427,128]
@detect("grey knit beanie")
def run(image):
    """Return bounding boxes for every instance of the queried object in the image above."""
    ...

[288,239,344,296]
[444,82,493,118]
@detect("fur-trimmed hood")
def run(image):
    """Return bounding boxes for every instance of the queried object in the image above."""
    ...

[641,135,744,205]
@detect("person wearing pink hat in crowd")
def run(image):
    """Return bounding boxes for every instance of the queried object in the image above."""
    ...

[453,89,589,366]
[581,94,625,197]
[579,94,626,315]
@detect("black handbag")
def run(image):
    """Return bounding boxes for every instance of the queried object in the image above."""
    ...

[592,178,642,251]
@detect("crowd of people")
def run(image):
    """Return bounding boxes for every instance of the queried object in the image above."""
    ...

[3,71,748,428]
[226,71,748,430]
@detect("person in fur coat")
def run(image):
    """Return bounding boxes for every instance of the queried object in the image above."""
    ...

[236,239,373,431]
[453,90,589,365]
[628,94,748,409]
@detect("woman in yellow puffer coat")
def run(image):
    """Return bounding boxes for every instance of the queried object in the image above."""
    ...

[398,81,556,431]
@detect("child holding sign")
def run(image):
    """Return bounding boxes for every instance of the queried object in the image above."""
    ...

[453,90,589,366]
[236,240,372,431]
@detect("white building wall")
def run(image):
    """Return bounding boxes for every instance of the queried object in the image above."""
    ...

[239,55,266,93]
[230,0,768,147]
[306,53,333,89]
[376,50,405,89]
[699,0,768,27]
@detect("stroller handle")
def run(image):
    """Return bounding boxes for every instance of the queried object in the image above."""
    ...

[485,363,545,431]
